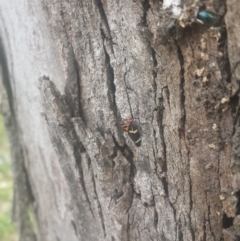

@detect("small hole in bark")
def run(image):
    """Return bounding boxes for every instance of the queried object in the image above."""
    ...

[230,94,239,116]
[193,79,201,88]
[206,72,211,79]
[143,202,149,207]
[235,190,240,215]
[222,212,234,229]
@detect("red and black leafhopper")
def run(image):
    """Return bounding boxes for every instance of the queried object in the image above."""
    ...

[120,118,141,147]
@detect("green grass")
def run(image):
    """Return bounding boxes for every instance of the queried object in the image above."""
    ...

[0,115,17,241]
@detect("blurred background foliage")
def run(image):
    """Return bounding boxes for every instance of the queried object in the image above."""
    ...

[0,115,17,241]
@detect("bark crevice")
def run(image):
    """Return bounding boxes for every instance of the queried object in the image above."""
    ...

[101,29,118,118]
[203,215,207,241]
[95,0,114,54]
[150,47,158,105]
[75,150,94,216]
[235,190,240,215]
[222,212,234,229]
[40,77,95,218]
[157,92,168,196]
[0,35,14,117]
[123,61,134,118]
[208,205,216,241]
[90,155,107,236]
[176,42,186,133]
[141,0,150,26]
[73,54,86,122]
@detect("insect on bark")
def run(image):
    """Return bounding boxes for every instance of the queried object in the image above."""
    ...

[120,118,141,147]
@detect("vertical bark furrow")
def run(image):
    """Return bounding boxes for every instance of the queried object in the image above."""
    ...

[150,47,158,105]
[157,95,168,196]
[90,157,107,237]
[101,29,119,119]
[203,216,207,241]
[73,55,86,122]
[74,149,94,217]
[71,220,78,237]
[0,36,14,117]
[208,205,216,241]
[123,66,134,118]
[176,42,186,133]
[94,0,114,54]
[39,77,103,239]
[186,151,195,241]
[141,0,150,26]
[235,190,240,215]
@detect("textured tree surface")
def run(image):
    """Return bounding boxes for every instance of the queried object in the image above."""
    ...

[0,0,240,240]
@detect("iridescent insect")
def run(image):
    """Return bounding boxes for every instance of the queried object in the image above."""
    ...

[197,11,221,26]
[120,118,141,147]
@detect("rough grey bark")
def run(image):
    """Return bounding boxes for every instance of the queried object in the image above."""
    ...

[0,0,240,241]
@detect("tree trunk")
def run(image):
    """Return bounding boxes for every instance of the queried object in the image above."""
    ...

[0,0,240,240]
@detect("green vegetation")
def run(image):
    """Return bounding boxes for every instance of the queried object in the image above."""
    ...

[0,115,17,241]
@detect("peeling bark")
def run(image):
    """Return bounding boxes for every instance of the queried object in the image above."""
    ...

[0,0,240,240]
